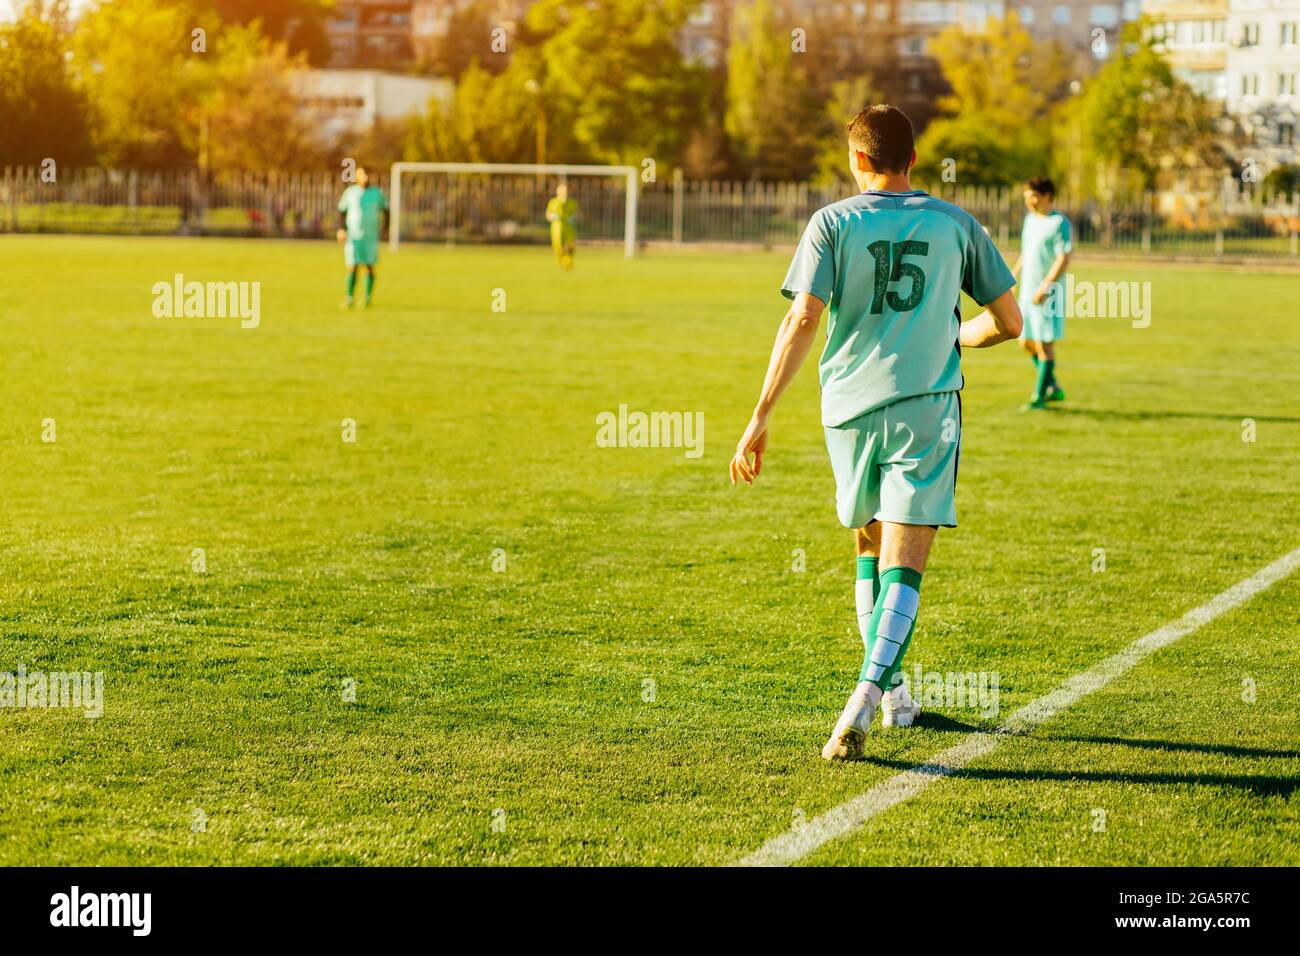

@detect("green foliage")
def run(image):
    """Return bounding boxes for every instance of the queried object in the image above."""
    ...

[1262,164,1300,199]
[526,0,705,166]
[1060,20,1221,198]
[202,1,335,66]
[405,57,540,163]
[73,0,212,167]
[203,24,328,172]
[724,0,819,180]
[914,15,1067,187]
[0,2,95,166]
[814,75,880,186]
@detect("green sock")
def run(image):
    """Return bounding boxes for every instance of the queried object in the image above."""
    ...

[1029,353,1040,368]
[346,270,357,298]
[855,555,880,651]
[1046,359,1058,389]
[364,270,375,301]
[1032,358,1052,401]
[859,566,922,689]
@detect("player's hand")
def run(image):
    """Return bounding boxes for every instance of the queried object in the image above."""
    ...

[336,229,346,243]
[729,413,768,486]
[1031,287,1048,305]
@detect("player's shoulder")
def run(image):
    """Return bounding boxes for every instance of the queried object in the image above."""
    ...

[906,192,985,233]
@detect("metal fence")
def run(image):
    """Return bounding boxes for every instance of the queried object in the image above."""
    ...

[3,166,1298,259]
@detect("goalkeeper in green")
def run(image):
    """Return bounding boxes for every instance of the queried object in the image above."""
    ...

[336,166,389,309]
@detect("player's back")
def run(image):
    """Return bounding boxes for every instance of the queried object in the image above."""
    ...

[782,189,1013,428]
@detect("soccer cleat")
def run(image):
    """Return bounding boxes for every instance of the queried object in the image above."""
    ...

[339,297,353,311]
[822,683,877,761]
[1021,398,1049,411]
[1045,386,1066,402]
[881,683,922,728]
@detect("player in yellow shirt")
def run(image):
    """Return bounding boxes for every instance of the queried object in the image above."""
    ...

[545,182,578,270]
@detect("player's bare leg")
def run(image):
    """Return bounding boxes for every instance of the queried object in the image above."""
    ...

[824,521,934,759]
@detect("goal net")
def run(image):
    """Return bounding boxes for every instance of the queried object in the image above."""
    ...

[389,162,639,257]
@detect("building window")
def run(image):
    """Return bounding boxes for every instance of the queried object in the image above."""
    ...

[1279,123,1295,146]
[1018,5,1034,24]
[688,4,713,25]
[1122,0,1140,19]
[1241,22,1259,46]
[1053,5,1071,25]
[1241,72,1260,96]
[1281,72,1297,96]
[1282,22,1298,46]
[1090,5,1119,27]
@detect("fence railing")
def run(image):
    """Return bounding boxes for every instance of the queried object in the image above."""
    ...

[3,166,1298,260]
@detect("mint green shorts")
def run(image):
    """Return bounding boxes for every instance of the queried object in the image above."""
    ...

[823,391,961,529]
[1019,291,1065,343]
[345,237,379,268]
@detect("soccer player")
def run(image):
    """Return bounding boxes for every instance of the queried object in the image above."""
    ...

[1012,177,1072,408]
[728,105,1023,761]
[546,182,578,270]
[336,166,389,309]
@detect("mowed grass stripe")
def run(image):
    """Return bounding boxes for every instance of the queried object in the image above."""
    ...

[738,546,1300,867]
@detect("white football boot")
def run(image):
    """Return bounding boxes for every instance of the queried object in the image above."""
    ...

[821,682,878,761]
[880,681,922,728]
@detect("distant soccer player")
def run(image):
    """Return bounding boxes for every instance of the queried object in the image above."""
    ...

[1013,177,1072,408]
[728,105,1023,761]
[546,182,578,270]
[336,166,389,309]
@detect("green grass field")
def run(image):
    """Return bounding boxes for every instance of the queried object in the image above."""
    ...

[0,235,1296,866]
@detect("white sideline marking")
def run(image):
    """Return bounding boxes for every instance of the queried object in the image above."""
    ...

[738,546,1300,867]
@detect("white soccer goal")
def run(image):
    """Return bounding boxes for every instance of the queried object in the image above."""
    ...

[388,162,639,257]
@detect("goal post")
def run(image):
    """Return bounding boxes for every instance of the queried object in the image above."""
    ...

[389,162,639,257]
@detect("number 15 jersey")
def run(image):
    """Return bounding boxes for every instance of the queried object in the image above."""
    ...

[781,190,1015,427]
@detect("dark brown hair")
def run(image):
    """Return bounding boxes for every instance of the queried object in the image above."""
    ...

[846,105,915,174]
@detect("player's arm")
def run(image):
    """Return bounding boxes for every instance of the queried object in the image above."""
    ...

[1032,251,1070,304]
[729,292,825,486]
[959,289,1022,348]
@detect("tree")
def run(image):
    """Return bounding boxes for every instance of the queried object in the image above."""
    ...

[203,23,328,172]
[527,0,705,167]
[414,0,504,78]
[73,0,212,167]
[202,1,334,66]
[814,74,880,186]
[724,0,820,180]
[914,15,1071,187]
[1061,20,1221,198]
[0,1,94,166]
[405,57,539,164]
[1262,164,1300,200]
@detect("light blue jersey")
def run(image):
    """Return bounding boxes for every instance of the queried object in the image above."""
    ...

[782,190,1015,427]
[1018,211,1072,342]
